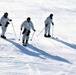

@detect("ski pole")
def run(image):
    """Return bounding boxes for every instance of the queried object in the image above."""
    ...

[11,21,18,39]
[37,27,45,37]
[19,30,22,41]
[30,31,35,41]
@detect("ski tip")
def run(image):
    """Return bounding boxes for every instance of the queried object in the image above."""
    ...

[51,37,58,39]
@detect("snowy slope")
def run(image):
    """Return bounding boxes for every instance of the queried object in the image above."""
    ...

[0,0,76,75]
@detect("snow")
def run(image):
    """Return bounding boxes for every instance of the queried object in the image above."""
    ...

[0,0,76,75]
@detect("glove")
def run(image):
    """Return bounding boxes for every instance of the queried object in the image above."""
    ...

[21,28,22,30]
[6,22,10,24]
[45,24,48,27]
[34,30,36,32]
[5,22,9,27]
[52,22,54,25]
[9,19,12,21]
[0,24,2,26]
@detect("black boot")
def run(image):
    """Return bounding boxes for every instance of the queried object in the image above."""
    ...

[48,34,51,37]
[23,40,28,46]
[26,40,28,44]
[1,35,3,38]
[22,40,24,44]
[44,34,48,37]
[1,35,6,39]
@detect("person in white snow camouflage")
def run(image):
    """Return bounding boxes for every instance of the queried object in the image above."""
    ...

[44,13,54,37]
[21,17,36,45]
[0,12,12,38]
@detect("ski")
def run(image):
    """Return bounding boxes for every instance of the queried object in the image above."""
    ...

[51,37,58,39]
[45,36,58,39]
[8,38,16,40]
[22,43,27,46]
[0,37,16,40]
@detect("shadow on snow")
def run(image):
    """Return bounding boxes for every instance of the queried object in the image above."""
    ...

[5,39,72,64]
[52,38,76,49]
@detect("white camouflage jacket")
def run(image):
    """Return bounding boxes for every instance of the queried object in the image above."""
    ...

[0,16,10,28]
[45,16,53,27]
[21,20,35,31]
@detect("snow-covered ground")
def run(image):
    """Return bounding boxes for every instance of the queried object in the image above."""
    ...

[0,0,76,75]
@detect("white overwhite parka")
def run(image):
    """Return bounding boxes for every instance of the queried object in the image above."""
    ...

[44,16,53,35]
[21,20,35,41]
[0,16,10,36]
[21,20,35,31]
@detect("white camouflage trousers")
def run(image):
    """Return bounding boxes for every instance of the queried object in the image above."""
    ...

[22,31,29,41]
[1,27,7,36]
[45,26,51,35]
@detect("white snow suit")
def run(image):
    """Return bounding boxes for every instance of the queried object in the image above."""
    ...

[0,16,10,36]
[44,16,53,35]
[21,20,35,41]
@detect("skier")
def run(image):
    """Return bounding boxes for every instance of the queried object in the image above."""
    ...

[44,13,54,37]
[0,12,12,38]
[21,17,36,46]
